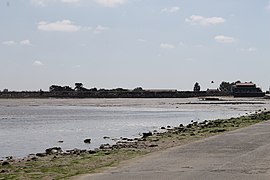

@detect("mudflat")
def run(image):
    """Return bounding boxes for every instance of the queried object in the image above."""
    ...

[2,111,270,179]
[80,120,270,180]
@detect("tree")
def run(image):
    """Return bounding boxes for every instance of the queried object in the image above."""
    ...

[133,87,144,92]
[193,82,200,92]
[49,85,74,92]
[219,81,232,92]
[75,83,83,91]
[49,85,63,92]
[89,87,98,92]
[63,86,74,91]
[219,81,241,92]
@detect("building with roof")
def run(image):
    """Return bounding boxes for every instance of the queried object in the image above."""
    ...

[232,82,265,97]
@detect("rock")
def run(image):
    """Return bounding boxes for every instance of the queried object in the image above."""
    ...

[179,124,184,127]
[142,132,152,138]
[67,148,85,155]
[111,144,119,149]
[45,147,62,155]
[1,169,9,173]
[207,122,214,127]
[88,150,97,154]
[192,121,198,126]
[103,136,110,139]
[99,143,111,150]
[31,157,38,161]
[210,128,226,133]
[84,138,91,144]
[161,127,166,130]
[2,161,10,166]
[58,140,64,143]
[6,156,12,160]
[149,144,158,147]
[36,153,47,157]
[167,125,171,129]
[177,127,185,132]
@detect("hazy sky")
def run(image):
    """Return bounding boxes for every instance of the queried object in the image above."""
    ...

[1,0,270,91]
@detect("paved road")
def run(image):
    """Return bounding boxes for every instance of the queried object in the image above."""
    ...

[78,121,270,180]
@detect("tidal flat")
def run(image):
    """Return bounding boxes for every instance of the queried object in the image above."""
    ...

[1,97,269,159]
[0,97,270,179]
[1,110,270,180]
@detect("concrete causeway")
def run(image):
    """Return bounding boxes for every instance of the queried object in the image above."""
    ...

[78,121,270,180]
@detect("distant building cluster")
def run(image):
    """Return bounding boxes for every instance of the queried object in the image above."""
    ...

[0,80,267,98]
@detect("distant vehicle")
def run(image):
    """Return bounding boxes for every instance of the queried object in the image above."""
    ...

[232,82,265,97]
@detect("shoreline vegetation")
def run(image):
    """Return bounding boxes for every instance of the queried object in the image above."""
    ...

[0,90,230,99]
[1,81,268,99]
[1,110,270,179]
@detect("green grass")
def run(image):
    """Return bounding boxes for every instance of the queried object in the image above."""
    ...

[0,149,147,179]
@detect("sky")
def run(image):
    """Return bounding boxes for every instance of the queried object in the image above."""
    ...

[0,0,270,91]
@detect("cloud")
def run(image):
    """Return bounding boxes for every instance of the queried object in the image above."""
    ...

[186,15,225,26]
[31,0,80,6]
[94,25,109,33]
[81,26,92,31]
[61,0,80,3]
[73,65,81,68]
[37,20,108,34]
[2,40,33,46]
[247,47,257,52]
[31,0,48,6]
[160,43,175,49]
[38,20,81,32]
[267,1,270,10]
[20,40,32,46]
[214,35,235,43]
[95,0,125,7]
[137,38,146,42]
[161,6,180,13]
[241,47,257,52]
[2,40,16,46]
[33,61,44,66]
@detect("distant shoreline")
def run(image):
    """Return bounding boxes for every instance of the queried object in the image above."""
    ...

[0,91,230,99]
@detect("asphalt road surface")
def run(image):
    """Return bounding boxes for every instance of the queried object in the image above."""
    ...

[78,121,270,180]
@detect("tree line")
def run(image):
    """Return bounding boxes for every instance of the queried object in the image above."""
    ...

[193,80,242,92]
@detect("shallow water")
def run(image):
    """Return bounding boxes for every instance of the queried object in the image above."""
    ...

[0,98,269,158]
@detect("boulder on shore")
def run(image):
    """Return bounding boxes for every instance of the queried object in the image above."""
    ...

[2,161,10,166]
[84,138,91,144]
[45,147,62,155]
[142,132,152,138]
[36,153,47,157]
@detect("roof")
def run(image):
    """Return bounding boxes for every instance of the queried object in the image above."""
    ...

[235,82,255,87]
[145,89,177,92]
